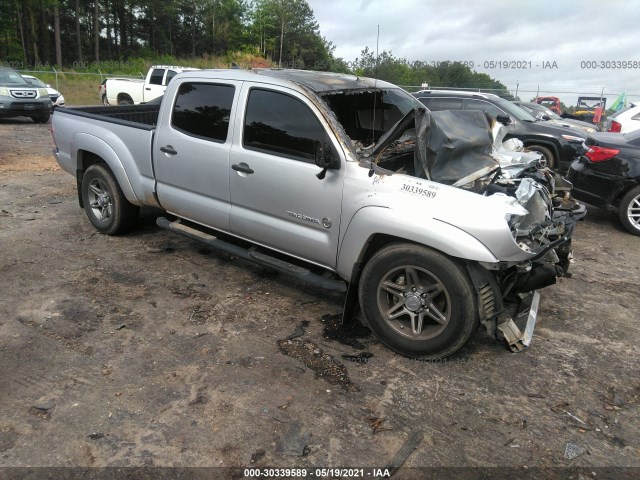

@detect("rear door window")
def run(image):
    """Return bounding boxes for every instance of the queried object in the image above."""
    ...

[243,88,328,163]
[465,99,505,118]
[171,82,235,142]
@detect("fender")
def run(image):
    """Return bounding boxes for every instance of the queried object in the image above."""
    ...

[72,132,158,208]
[336,206,498,281]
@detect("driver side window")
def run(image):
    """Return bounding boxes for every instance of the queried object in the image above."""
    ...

[243,88,329,163]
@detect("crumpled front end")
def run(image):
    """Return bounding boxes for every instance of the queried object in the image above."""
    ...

[354,108,586,350]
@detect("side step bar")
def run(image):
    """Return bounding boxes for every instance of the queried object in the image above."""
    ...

[156,217,347,293]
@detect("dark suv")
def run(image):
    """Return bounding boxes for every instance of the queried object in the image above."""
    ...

[0,66,52,123]
[413,90,586,170]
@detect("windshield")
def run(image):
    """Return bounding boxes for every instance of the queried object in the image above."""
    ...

[24,76,46,88]
[0,68,29,86]
[321,88,422,144]
[493,96,537,122]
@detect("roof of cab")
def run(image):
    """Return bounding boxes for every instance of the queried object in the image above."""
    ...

[175,68,398,94]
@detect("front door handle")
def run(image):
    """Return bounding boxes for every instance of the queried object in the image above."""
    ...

[232,163,254,174]
[145,87,151,91]
[160,145,177,155]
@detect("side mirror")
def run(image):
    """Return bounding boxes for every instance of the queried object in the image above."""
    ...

[46,84,51,88]
[496,115,512,125]
[314,141,333,180]
[541,114,551,121]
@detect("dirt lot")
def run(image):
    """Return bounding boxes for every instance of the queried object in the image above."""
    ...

[1,116,639,478]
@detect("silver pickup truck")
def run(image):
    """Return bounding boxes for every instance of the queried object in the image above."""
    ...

[52,69,585,359]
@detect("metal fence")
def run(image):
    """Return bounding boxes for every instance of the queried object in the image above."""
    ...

[16,69,144,91]
[14,68,638,106]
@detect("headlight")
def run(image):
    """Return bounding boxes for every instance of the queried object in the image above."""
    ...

[38,88,49,97]
[562,134,586,142]
[584,127,596,133]
[0,87,9,96]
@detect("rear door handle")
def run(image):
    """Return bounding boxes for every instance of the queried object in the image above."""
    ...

[160,145,177,155]
[232,163,254,174]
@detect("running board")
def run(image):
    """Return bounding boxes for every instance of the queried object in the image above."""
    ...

[156,217,347,292]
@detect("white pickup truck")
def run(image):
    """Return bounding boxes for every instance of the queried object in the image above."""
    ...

[52,68,585,358]
[102,65,198,105]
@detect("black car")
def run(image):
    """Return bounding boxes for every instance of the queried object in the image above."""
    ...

[567,130,640,235]
[514,101,600,134]
[413,90,587,170]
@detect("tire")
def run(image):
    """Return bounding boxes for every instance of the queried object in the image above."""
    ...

[358,243,478,359]
[102,94,109,106]
[31,115,50,124]
[527,145,555,169]
[118,96,133,106]
[80,164,139,235]
[618,186,640,236]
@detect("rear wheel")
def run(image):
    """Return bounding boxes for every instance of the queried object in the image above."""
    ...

[117,96,133,105]
[81,164,139,235]
[102,94,109,106]
[619,186,640,236]
[527,145,555,169]
[358,244,478,359]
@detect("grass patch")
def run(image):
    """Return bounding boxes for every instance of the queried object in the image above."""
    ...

[19,53,273,106]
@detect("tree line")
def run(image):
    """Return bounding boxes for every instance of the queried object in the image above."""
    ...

[0,0,511,95]
[0,0,333,69]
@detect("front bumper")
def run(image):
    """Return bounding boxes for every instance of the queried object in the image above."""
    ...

[0,99,52,117]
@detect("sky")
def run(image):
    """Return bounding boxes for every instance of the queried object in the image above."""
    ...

[308,0,640,106]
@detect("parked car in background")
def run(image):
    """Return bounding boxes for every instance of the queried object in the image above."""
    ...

[22,74,65,108]
[605,103,640,133]
[102,65,198,105]
[567,130,640,235]
[412,90,587,170]
[514,101,598,133]
[0,66,52,123]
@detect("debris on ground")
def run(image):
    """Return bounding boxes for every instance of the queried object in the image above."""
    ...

[287,320,310,340]
[277,339,355,391]
[87,432,104,440]
[564,442,585,460]
[275,421,310,457]
[385,430,424,477]
[321,313,371,349]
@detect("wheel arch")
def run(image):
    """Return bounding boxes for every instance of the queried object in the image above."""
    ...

[72,134,140,208]
[522,139,560,164]
[337,206,498,283]
[117,93,134,104]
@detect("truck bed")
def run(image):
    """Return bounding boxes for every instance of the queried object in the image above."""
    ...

[55,104,160,129]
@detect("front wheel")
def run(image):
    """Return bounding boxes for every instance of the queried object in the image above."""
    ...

[527,145,555,169]
[80,164,139,235]
[619,186,640,236]
[358,244,478,359]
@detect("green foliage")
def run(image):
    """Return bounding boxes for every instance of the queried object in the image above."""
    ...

[0,0,510,101]
[351,48,512,98]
